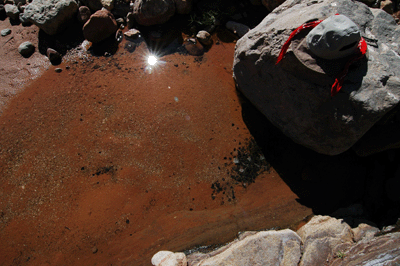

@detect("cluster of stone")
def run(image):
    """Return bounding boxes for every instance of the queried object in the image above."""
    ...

[152,215,400,266]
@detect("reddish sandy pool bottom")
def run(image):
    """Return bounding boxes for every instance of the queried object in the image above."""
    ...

[0,36,311,265]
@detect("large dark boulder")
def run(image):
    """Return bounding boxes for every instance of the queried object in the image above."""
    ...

[233,0,400,155]
[133,0,175,26]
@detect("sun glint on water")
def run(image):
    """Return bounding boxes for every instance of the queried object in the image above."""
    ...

[147,55,158,66]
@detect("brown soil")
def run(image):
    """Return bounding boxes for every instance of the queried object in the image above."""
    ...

[0,20,311,265]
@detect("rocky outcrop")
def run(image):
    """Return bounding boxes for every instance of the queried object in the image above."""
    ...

[83,8,118,44]
[233,0,400,155]
[23,0,78,35]
[133,0,175,26]
[297,216,354,265]
[153,216,400,266]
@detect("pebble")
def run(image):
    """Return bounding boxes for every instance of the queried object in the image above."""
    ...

[47,48,62,65]
[92,246,98,254]
[55,68,62,73]
[18,41,35,58]
[124,28,141,39]
[1,28,11,36]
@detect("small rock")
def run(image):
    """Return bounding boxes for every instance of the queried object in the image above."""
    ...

[115,17,124,26]
[196,30,212,46]
[124,28,140,39]
[183,39,204,56]
[47,48,62,65]
[55,68,62,73]
[83,8,118,43]
[92,246,98,254]
[151,251,187,266]
[226,21,250,38]
[100,0,114,10]
[19,12,32,26]
[77,6,91,24]
[5,3,19,20]
[18,41,35,58]
[1,28,11,36]
[381,0,394,14]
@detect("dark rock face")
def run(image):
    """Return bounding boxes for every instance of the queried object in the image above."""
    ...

[23,0,78,35]
[83,9,118,43]
[133,0,175,26]
[233,0,400,155]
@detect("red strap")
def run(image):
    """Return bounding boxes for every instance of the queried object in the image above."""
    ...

[275,20,323,65]
[331,37,367,96]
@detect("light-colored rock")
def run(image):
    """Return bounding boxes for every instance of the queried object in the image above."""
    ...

[18,41,35,57]
[351,223,379,242]
[233,0,400,155]
[23,0,78,35]
[196,30,212,46]
[261,0,285,12]
[4,3,19,20]
[329,232,400,265]
[226,21,250,38]
[83,8,118,43]
[1,28,11,36]
[124,28,140,39]
[133,0,175,26]
[174,0,192,14]
[100,0,114,10]
[297,216,354,266]
[191,229,301,266]
[152,251,187,266]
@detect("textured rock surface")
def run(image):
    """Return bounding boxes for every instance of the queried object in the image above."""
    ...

[133,0,175,26]
[297,216,353,266]
[233,0,400,155]
[23,0,78,35]
[83,9,118,43]
[329,232,400,265]
[151,251,187,266]
[189,229,301,266]
[4,3,19,20]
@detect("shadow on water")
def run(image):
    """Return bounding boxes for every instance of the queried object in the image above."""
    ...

[238,90,400,228]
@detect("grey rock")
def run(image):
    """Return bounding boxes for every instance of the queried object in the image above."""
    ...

[1,28,11,36]
[23,0,78,35]
[19,12,32,25]
[190,229,301,266]
[226,21,250,38]
[233,0,400,155]
[196,30,212,46]
[18,41,35,57]
[329,232,400,266]
[133,0,175,26]
[297,216,354,266]
[5,3,19,20]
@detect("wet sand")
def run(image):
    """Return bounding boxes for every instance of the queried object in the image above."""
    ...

[0,29,312,265]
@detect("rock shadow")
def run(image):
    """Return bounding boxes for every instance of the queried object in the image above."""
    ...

[38,19,84,59]
[238,90,400,228]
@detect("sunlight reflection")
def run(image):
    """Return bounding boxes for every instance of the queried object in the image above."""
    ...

[147,55,158,66]
[144,52,165,74]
